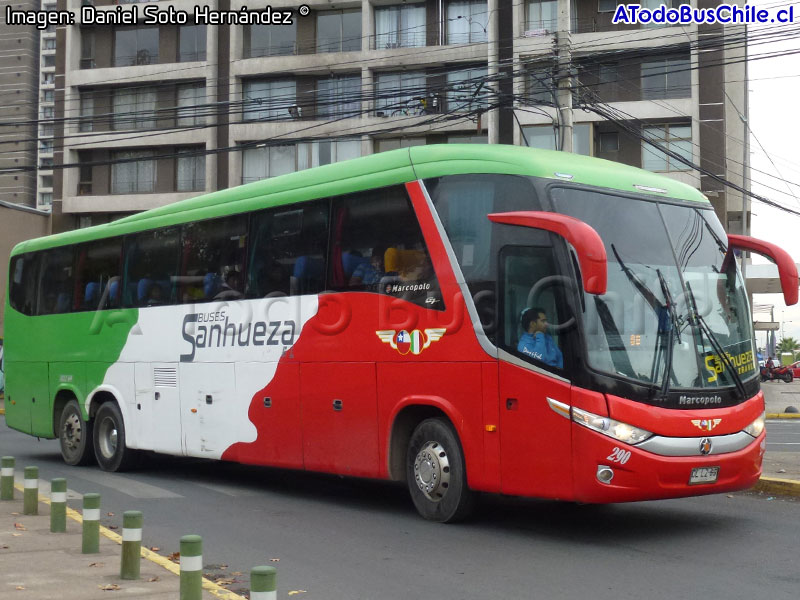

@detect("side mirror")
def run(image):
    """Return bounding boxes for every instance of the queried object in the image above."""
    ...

[488,211,607,295]
[727,234,799,306]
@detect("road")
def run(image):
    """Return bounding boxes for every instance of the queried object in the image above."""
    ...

[1,419,798,600]
[766,420,800,452]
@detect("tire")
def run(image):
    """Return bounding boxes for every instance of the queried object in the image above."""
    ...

[93,402,137,472]
[784,372,793,383]
[406,418,475,523]
[58,399,95,466]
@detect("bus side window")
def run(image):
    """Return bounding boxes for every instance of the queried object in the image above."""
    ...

[326,186,443,310]
[123,227,181,308]
[500,245,569,373]
[8,254,39,316]
[74,238,123,312]
[247,201,329,298]
[179,215,247,303]
[37,246,76,315]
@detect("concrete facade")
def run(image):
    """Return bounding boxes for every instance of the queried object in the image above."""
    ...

[50,0,750,234]
[0,0,41,208]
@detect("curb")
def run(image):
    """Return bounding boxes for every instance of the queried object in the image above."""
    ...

[751,477,800,497]
[766,412,800,419]
[13,482,246,600]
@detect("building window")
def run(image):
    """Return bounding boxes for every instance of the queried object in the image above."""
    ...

[40,158,54,168]
[522,123,591,155]
[599,131,619,152]
[375,4,426,49]
[642,124,691,172]
[598,63,618,100]
[42,106,54,119]
[526,0,557,32]
[526,64,554,104]
[305,140,361,167]
[43,73,55,85]
[598,0,617,12]
[40,124,54,137]
[242,79,296,121]
[447,134,488,144]
[43,90,54,103]
[242,145,303,183]
[111,150,155,193]
[81,29,95,69]
[177,83,206,126]
[114,27,159,66]
[39,193,53,207]
[316,75,361,119]
[41,175,54,189]
[80,92,94,132]
[375,71,426,116]
[179,25,206,62]
[40,140,54,153]
[176,148,205,192]
[316,9,362,53]
[246,22,297,57]
[43,54,56,68]
[447,1,488,44]
[446,66,489,112]
[44,38,56,50]
[113,87,156,130]
[375,138,426,152]
[78,155,92,195]
[641,56,690,99]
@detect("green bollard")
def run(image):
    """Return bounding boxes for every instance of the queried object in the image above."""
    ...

[50,478,67,533]
[179,535,203,600]
[0,456,14,500]
[250,566,277,600]
[120,511,142,580]
[82,493,101,554]
[23,466,38,515]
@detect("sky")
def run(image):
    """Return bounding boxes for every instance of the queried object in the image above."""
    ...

[745,0,800,351]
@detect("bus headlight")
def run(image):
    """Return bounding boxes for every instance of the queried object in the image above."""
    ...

[572,407,653,445]
[743,412,765,438]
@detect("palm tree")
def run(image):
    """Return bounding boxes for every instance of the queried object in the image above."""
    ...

[778,336,799,355]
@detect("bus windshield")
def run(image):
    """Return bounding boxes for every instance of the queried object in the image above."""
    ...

[551,187,756,392]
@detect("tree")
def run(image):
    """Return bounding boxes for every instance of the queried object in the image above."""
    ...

[778,337,799,354]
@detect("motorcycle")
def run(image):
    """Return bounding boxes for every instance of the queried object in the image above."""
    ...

[760,364,794,383]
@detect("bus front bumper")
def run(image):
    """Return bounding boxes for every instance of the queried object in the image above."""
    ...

[571,425,765,503]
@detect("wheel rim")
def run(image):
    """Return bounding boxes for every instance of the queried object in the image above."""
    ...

[413,441,451,502]
[62,411,82,455]
[97,416,118,460]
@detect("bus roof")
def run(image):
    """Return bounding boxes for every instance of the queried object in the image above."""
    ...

[11,144,708,256]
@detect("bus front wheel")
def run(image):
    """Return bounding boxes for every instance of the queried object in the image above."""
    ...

[93,402,136,472]
[58,399,95,466]
[406,418,475,523]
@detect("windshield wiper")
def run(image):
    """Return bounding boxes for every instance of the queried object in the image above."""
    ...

[685,281,747,399]
[610,245,681,396]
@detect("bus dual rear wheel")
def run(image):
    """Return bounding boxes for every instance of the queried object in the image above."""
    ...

[58,399,94,466]
[406,418,475,523]
[93,402,137,472]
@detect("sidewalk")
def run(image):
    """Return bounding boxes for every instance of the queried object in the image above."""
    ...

[1,483,240,599]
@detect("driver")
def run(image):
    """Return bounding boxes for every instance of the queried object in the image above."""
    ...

[518,307,563,369]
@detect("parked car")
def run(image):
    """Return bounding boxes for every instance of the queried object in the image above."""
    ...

[789,361,800,379]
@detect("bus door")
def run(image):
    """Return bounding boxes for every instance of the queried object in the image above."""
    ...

[497,244,574,499]
[134,363,183,455]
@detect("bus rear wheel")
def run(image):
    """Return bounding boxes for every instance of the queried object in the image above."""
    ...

[93,402,136,472]
[406,418,475,523]
[59,399,94,466]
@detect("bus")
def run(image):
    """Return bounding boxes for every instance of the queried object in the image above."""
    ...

[4,145,797,522]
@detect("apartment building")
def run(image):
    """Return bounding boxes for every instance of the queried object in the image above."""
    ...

[0,0,41,208]
[38,1,58,211]
[51,0,749,234]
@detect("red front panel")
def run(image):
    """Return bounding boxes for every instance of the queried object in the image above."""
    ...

[498,361,573,499]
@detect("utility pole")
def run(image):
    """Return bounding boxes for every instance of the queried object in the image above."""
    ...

[555,0,573,152]
[741,23,750,282]
[487,0,499,144]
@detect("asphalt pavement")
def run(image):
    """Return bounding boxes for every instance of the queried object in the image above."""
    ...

[0,387,797,599]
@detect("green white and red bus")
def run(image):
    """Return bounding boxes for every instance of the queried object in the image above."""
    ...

[4,145,796,522]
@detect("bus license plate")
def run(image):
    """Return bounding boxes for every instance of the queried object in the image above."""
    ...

[689,466,719,485]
